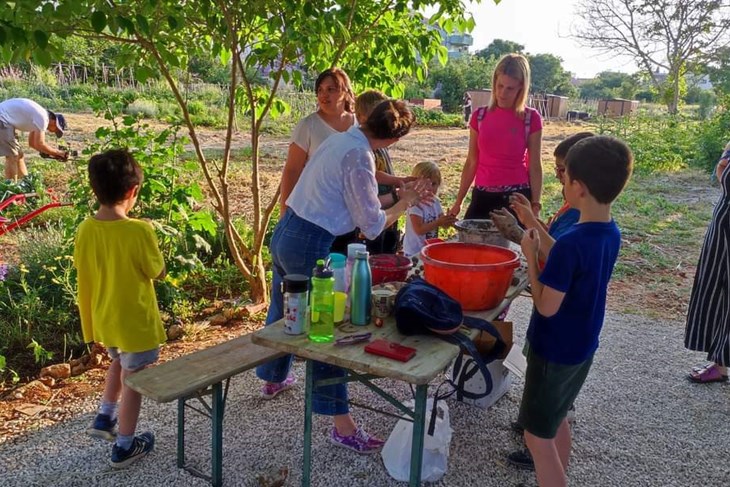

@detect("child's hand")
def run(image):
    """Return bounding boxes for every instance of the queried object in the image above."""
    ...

[438,213,457,228]
[521,227,540,258]
[490,208,524,244]
[509,193,538,228]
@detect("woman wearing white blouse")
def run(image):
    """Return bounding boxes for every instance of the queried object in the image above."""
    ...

[257,100,431,454]
[279,67,357,217]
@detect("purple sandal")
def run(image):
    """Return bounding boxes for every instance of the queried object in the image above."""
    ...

[688,364,729,383]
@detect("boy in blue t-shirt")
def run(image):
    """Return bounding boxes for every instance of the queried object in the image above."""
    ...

[515,136,633,486]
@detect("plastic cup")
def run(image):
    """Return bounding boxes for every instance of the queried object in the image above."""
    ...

[334,292,347,323]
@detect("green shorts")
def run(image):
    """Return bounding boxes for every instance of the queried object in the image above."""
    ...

[518,343,593,439]
[0,121,21,157]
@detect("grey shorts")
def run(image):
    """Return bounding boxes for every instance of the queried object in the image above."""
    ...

[107,347,160,371]
[518,343,593,439]
[0,121,21,157]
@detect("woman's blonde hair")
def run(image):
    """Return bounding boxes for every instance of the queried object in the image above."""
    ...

[488,53,531,114]
[355,90,387,120]
[411,161,441,186]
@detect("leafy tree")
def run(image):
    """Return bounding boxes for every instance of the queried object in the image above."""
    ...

[528,53,576,96]
[475,38,525,61]
[573,0,730,114]
[0,0,485,303]
[705,46,730,97]
[429,55,496,112]
[578,71,639,100]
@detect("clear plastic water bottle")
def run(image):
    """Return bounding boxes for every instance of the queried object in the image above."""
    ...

[329,253,347,293]
[350,250,372,326]
[309,259,335,343]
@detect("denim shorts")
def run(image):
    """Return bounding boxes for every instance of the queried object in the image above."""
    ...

[107,347,160,371]
[518,343,593,439]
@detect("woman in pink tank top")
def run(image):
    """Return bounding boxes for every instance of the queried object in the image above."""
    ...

[449,54,544,220]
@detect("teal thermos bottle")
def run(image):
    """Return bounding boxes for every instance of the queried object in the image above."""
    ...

[309,259,335,343]
[350,250,372,326]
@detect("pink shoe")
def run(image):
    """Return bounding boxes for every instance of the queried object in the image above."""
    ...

[261,375,296,399]
[688,364,728,383]
[329,427,385,454]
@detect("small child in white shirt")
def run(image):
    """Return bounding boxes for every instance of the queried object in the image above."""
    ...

[403,161,456,256]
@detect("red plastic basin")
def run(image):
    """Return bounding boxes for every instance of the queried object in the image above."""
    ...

[420,242,519,310]
[370,254,413,285]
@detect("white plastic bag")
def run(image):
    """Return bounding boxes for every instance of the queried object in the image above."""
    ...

[450,358,512,410]
[381,398,452,482]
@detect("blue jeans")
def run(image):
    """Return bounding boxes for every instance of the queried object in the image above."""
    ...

[256,210,349,415]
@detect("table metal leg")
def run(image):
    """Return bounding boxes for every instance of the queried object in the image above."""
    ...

[177,397,185,468]
[302,360,314,487]
[211,382,224,487]
[409,384,428,486]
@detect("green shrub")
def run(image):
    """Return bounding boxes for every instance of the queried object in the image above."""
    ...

[411,106,463,128]
[595,114,698,175]
[693,96,730,172]
[125,98,159,118]
[0,225,84,383]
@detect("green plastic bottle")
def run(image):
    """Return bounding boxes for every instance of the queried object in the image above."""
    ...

[309,259,335,343]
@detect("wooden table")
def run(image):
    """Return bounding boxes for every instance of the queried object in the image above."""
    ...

[251,274,527,486]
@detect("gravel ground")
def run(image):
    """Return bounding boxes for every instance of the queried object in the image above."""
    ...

[1,296,728,487]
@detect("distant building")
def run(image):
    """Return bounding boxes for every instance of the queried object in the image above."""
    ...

[432,27,473,60]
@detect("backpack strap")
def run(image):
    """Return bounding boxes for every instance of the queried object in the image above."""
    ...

[476,106,487,123]
[524,107,533,142]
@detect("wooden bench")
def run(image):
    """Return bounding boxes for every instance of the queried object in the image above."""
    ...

[125,333,284,487]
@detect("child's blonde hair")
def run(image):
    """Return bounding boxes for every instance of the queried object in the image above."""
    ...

[355,90,387,120]
[488,53,531,115]
[411,161,441,186]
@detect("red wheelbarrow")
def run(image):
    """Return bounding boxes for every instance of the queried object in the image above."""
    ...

[0,190,72,236]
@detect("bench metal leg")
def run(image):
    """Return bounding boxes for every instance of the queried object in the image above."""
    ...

[302,359,314,487]
[409,384,427,487]
[177,397,185,468]
[211,382,224,487]
[176,379,229,487]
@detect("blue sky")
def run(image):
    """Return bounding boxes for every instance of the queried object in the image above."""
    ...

[466,0,639,78]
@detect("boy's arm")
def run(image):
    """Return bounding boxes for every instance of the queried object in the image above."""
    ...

[522,228,565,317]
[510,193,555,262]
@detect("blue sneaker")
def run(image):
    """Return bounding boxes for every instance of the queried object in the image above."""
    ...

[87,414,117,442]
[111,432,155,468]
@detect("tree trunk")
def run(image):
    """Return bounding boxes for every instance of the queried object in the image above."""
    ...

[669,71,680,115]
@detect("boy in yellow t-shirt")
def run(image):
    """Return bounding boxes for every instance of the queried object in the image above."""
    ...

[73,149,166,468]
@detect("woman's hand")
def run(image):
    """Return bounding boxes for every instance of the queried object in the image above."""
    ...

[399,178,434,207]
[448,201,462,218]
[717,158,729,181]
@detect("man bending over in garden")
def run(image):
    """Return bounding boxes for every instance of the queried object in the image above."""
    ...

[73,149,166,468]
[0,97,68,179]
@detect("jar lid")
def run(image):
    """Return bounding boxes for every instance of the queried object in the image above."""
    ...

[328,252,346,268]
[283,274,309,293]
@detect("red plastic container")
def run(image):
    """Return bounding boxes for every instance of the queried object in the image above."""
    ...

[370,254,413,285]
[420,242,519,310]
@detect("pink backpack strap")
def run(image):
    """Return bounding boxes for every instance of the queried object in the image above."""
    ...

[524,107,533,141]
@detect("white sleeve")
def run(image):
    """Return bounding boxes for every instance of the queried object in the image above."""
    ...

[290,118,311,154]
[341,148,386,240]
